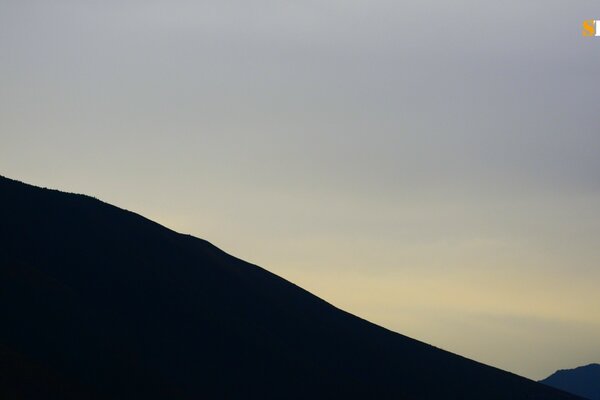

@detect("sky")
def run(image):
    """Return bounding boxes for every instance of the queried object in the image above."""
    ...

[1,0,599,380]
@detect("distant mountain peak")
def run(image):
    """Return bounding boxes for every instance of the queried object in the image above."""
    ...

[540,363,600,400]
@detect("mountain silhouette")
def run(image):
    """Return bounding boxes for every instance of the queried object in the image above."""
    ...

[0,175,583,399]
[540,364,600,400]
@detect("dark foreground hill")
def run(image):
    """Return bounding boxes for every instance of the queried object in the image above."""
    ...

[0,176,581,399]
[540,364,600,400]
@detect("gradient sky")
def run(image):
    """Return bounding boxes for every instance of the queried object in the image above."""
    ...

[1,0,599,380]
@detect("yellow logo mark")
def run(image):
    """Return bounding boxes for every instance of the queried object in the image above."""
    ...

[583,20,596,36]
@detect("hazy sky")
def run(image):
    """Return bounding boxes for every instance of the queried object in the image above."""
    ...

[1,1,599,379]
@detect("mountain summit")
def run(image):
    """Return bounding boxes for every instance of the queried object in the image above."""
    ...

[540,364,600,400]
[0,176,581,399]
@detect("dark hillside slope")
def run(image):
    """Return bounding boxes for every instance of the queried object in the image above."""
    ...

[0,176,581,399]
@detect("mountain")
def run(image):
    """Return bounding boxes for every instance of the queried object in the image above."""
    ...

[0,175,582,399]
[540,364,600,400]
